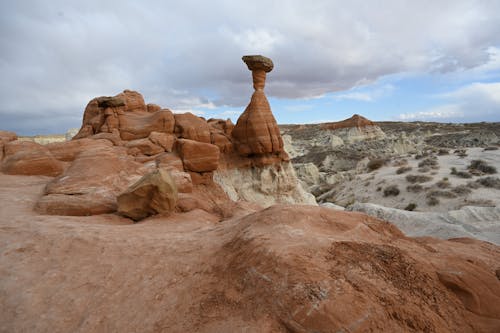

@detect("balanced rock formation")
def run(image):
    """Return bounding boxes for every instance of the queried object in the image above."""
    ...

[117,168,178,221]
[231,55,284,156]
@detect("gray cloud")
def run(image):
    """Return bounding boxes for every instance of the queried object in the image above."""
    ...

[1,0,500,134]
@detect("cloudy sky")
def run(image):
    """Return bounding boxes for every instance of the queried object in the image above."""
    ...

[1,0,500,135]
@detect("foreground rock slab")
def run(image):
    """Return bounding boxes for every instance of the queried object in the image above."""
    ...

[117,168,178,221]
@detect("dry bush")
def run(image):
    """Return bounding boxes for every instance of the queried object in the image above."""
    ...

[484,146,499,151]
[427,190,457,199]
[436,179,451,188]
[393,159,408,167]
[383,185,400,197]
[468,160,497,175]
[454,149,468,157]
[404,203,417,211]
[414,151,430,160]
[367,158,386,171]
[438,149,449,155]
[451,185,472,196]
[427,196,440,206]
[418,157,439,169]
[406,174,433,183]
[476,176,500,189]
[396,166,412,174]
[418,166,431,173]
[407,184,423,193]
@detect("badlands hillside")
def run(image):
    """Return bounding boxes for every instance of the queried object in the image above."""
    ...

[1,56,500,332]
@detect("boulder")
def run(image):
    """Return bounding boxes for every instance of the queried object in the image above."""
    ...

[177,139,220,172]
[46,138,113,162]
[147,103,161,113]
[125,138,164,156]
[174,113,211,143]
[1,141,63,176]
[36,146,147,215]
[232,55,284,156]
[121,89,147,112]
[149,132,175,152]
[156,153,184,171]
[118,109,175,140]
[0,130,17,142]
[117,168,177,221]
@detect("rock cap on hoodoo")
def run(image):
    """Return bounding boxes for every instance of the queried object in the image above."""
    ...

[242,55,274,72]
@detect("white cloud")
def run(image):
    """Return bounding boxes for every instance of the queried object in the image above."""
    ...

[399,82,500,121]
[333,84,395,102]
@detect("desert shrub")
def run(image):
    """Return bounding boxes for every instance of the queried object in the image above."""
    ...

[451,185,472,196]
[414,151,430,160]
[367,158,386,171]
[436,179,450,188]
[484,146,499,151]
[376,186,382,192]
[476,176,500,189]
[438,149,449,155]
[466,181,481,189]
[468,160,497,175]
[404,203,417,211]
[406,174,433,183]
[407,184,423,193]
[454,149,468,157]
[450,167,457,175]
[396,166,412,174]
[427,196,440,206]
[418,157,439,169]
[393,159,408,167]
[383,185,400,197]
[418,166,431,173]
[427,190,457,199]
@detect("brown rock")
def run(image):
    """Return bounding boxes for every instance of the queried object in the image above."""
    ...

[208,118,235,136]
[125,138,164,156]
[147,103,161,113]
[89,131,124,146]
[242,55,274,72]
[46,138,113,162]
[119,109,175,140]
[0,130,17,142]
[1,141,63,176]
[156,153,184,171]
[320,114,375,130]
[210,132,232,153]
[232,55,284,156]
[174,113,211,143]
[177,139,219,172]
[36,146,147,215]
[117,168,177,221]
[149,132,175,152]
[169,169,193,193]
[121,89,147,113]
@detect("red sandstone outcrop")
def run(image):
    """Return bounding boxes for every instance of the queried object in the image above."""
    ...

[321,114,375,130]
[0,130,18,161]
[174,112,211,143]
[117,168,178,221]
[177,139,220,172]
[231,55,284,156]
[35,146,149,215]
[1,141,63,176]
[46,138,112,162]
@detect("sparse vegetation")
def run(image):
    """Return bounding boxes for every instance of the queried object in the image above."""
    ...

[383,185,400,197]
[418,157,439,169]
[436,179,450,188]
[406,174,433,183]
[393,159,408,167]
[438,149,449,155]
[404,203,417,211]
[468,159,497,175]
[454,149,468,157]
[418,166,431,173]
[450,167,472,179]
[376,186,382,192]
[451,185,472,196]
[427,196,440,206]
[414,151,430,160]
[396,166,412,174]
[484,146,499,151]
[476,176,500,189]
[406,184,423,193]
[367,158,386,171]
[427,190,457,199]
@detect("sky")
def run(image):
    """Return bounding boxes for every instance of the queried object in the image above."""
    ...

[1,0,500,135]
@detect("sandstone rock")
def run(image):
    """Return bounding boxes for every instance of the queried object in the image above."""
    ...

[210,132,232,152]
[169,169,193,193]
[89,131,124,146]
[0,130,17,142]
[174,113,211,143]
[147,103,161,113]
[156,153,184,171]
[242,55,274,72]
[232,55,284,156]
[36,146,146,215]
[125,138,164,156]
[1,141,63,176]
[117,168,177,221]
[118,109,175,140]
[149,132,175,152]
[208,118,235,136]
[46,138,112,162]
[121,89,146,112]
[177,139,219,172]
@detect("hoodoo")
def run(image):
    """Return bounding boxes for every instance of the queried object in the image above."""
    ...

[231,55,284,156]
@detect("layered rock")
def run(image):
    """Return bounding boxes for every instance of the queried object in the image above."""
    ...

[177,139,220,172]
[231,55,284,156]
[117,168,177,221]
[1,141,63,176]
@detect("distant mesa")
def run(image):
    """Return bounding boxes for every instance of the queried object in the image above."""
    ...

[321,114,375,130]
